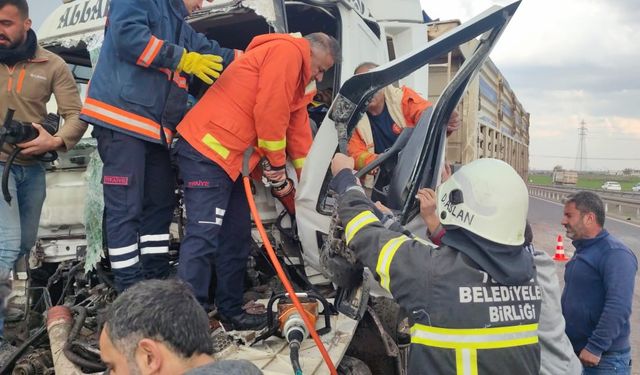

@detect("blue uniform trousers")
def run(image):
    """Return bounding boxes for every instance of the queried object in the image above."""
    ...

[175,139,251,317]
[93,127,173,291]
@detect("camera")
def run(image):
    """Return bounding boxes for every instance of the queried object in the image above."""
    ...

[1,108,60,203]
[0,109,59,145]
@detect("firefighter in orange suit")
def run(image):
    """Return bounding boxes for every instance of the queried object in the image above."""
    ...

[175,32,340,330]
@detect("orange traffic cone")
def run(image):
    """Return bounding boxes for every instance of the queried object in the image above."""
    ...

[553,234,569,261]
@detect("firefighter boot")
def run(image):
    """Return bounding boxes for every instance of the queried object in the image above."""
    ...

[219,311,268,331]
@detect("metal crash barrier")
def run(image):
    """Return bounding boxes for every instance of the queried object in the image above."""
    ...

[528,184,640,221]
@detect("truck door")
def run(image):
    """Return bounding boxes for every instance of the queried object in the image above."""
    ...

[272,0,288,33]
[294,2,388,278]
[296,1,522,272]
[336,5,388,85]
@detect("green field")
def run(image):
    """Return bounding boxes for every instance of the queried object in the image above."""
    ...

[528,174,640,191]
[529,175,552,185]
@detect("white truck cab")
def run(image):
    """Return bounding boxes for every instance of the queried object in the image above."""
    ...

[36,0,432,286]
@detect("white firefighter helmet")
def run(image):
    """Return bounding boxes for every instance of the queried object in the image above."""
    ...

[436,158,528,246]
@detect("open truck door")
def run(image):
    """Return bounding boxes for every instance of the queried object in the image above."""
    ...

[292,3,523,373]
[297,0,522,282]
[342,1,523,226]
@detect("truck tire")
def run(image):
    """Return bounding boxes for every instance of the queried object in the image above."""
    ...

[338,356,373,375]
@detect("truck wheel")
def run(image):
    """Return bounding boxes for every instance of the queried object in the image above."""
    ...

[338,356,372,375]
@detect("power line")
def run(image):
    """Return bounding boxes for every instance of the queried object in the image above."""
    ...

[584,133,640,140]
[596,138,640,142]
[578,134,640,141]
[532,155,640,161]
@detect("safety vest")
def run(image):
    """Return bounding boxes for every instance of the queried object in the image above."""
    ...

[342,208,542,374]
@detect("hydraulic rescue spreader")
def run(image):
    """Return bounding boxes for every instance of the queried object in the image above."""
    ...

[243,148,338,375]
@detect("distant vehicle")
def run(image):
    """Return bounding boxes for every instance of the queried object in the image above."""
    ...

[601,181,622,191]
[632,183,640,192]
[552,170,578,185]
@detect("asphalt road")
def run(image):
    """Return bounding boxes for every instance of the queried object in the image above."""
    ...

[528,195,640,373]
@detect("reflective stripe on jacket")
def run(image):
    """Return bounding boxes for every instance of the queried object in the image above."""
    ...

[80,0,237,144]
[347,85,431,170]
[177,34,314,180]
[337,189,542,374]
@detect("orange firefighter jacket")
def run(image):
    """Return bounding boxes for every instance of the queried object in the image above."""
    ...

[347,85,432,170]
[177,34,316,180]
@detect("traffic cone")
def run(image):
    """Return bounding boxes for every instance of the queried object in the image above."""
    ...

[553,234,569,261]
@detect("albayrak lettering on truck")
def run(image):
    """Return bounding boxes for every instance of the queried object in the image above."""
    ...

[58,0,110,29]
[459,271,542,323]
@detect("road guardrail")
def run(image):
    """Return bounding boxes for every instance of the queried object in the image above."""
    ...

[532,184,640,199]
[528,184,640,221]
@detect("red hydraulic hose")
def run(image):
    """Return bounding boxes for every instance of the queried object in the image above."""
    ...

[241,149,337,375]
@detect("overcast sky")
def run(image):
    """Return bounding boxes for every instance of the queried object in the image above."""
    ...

[421,0,640,171]
[28,0,51,32]
[30,0,640,171]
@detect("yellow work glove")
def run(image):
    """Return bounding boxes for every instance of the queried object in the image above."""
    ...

[177,50,224,85]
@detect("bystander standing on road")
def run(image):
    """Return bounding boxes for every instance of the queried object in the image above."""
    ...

[561,191,637,374]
